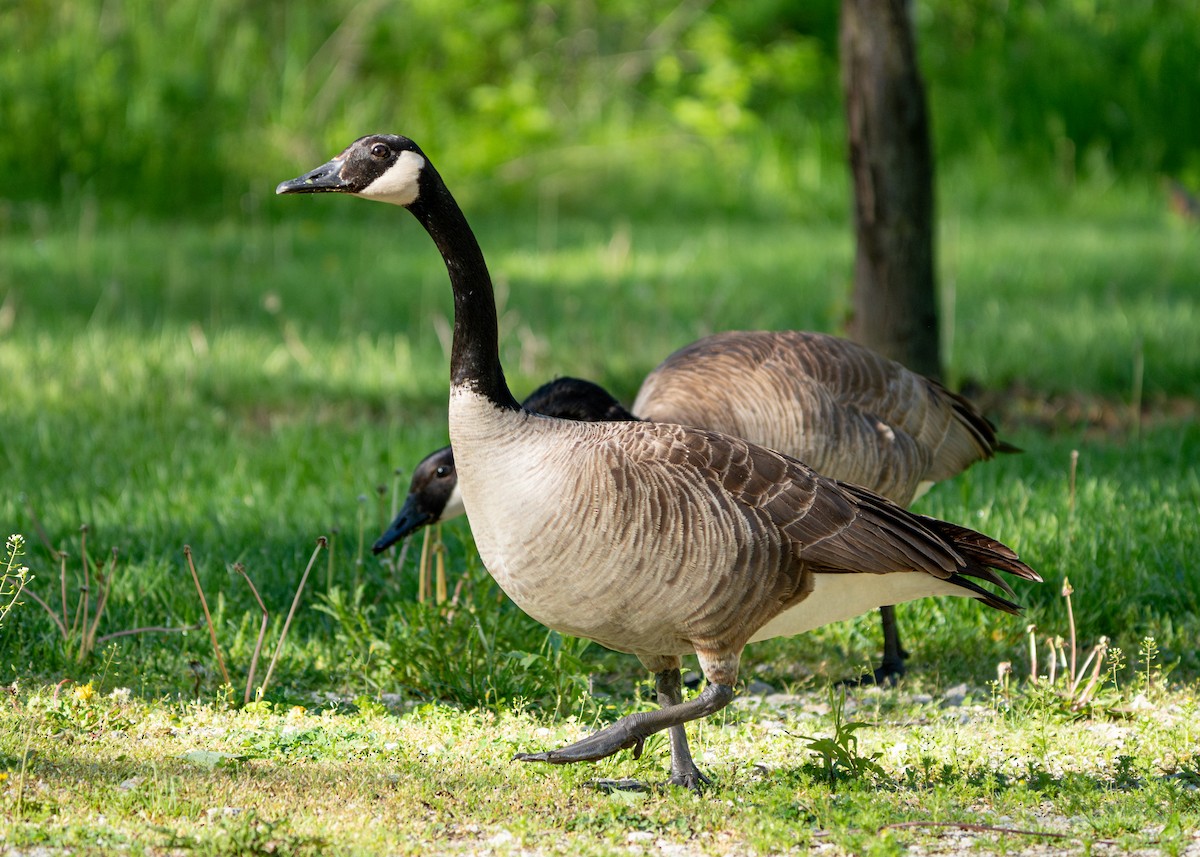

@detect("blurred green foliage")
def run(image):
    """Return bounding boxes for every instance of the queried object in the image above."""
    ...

[1,0,1196,218]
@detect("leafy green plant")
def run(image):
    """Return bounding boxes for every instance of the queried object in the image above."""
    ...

[1136,635,1164,692]
[795,685,886,788]
[21,681,135,734]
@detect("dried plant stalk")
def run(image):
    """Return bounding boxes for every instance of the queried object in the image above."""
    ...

[233,563,271,705]
[1027,624,1038,681]
[1063,578,1077,693]
[434,525,447,605]
[259,537,326,698]
[418,527,433,604]
[184,545,231,687]
[84,548,117,658]
[1074,637,1110,708]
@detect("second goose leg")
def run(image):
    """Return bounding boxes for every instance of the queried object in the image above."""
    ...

[654,667,711,790]
[875,605,909,683]
[841,605,909,685]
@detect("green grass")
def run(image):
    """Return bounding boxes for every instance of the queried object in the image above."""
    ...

[1,185,1198,687]
[1,677,1197,855]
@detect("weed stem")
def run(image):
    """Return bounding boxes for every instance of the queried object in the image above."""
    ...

[185,545,232,688]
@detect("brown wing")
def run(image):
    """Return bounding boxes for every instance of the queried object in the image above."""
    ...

[627,423,1037,620]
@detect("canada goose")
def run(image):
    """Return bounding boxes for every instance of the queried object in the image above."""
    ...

[373,377,636,553]
[378,331,1010,682]
[277,134,1040,789]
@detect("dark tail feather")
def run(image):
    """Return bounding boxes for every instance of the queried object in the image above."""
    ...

[928,518,1042,581]
[946,575,1025,615]
[921,516,1042,606]
[842,481,1042,613]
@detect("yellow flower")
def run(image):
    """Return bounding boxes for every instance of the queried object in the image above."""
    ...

[73,682,97,702]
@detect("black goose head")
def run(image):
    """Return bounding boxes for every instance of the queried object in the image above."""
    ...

[371,446,462,554]
[276,134,429,206]
[522,377,639,422]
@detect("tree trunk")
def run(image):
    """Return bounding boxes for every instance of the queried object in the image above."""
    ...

[839,0,940,380]
[839,0,940,683]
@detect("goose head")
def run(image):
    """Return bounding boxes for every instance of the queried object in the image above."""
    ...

[276,134,428,207]
[371,446,464,554]
[279,132,515,406]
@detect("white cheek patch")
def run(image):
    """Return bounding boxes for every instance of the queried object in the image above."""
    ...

[357,150,425,206]
[441,482,466,522]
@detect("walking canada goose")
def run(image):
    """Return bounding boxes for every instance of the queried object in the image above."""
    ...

[277,134,1040,789]
[377,331,1012,682]
[373,377,635,553]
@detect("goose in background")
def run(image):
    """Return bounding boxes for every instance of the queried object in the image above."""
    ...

[277,134,1040,789]
[376,330,1013,683]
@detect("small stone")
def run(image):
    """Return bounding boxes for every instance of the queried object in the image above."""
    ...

[942,683,969,706]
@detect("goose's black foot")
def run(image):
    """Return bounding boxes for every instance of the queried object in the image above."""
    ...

[871,655,907,686]
[515,682,735,773]
[514,719,645,765]
[668,766,711,793]
[874,604,910,686]
[838,656,906,687]
[837,604,911,686]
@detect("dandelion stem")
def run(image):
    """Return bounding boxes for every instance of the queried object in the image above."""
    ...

[234,563,270,705]
[260,537,326,698]
[185,545,231,688]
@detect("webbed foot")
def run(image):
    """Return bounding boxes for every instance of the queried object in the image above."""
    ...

[514,719,645,765]
[667,766,711,793]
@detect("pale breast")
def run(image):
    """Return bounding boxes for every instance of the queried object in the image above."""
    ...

[447,388,800,657]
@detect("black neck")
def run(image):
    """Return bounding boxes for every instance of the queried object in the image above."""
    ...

[406,166,519,410]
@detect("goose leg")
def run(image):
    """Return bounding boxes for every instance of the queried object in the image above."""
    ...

[875,605,909,683]
[514,681,734,771]
[839,605,909,686]
[654,667,711,791]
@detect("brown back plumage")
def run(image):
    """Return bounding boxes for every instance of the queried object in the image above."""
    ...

[632,330,1005,504]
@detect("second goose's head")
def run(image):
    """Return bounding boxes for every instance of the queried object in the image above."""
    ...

[372,445,463,554]
[275,135,428,207]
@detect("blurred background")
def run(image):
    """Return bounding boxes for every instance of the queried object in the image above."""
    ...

[3,0,1198,221]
